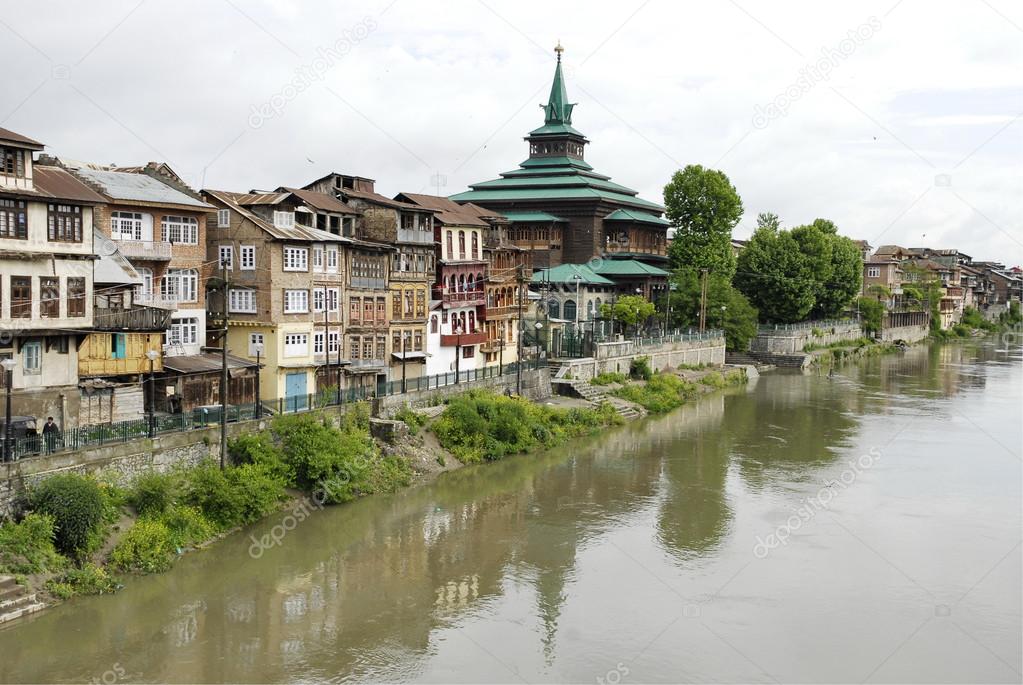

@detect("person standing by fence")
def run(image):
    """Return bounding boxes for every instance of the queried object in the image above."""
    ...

[42,416,60,454]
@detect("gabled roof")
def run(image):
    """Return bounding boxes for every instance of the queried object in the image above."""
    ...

[279,187,359,215]
[603,208,671,226]
[203,189,353,243]
[0,127,43,150]
[31,166,107,204]
[590,259,669,277]
[395,192,488,226]
[341,187,423,210]
[71,167,212,209]
[500,210,567,223]
[531,263,615,286]
[93,231,141,285]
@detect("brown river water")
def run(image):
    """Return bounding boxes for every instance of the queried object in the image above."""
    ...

[0,339,1020,683]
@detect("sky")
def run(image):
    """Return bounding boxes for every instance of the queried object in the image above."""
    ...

[2,0,1020,265]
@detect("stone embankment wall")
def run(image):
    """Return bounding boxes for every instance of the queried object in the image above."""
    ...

[750,322,861,355]
[1,369,552,517]
[552,337,725,382]
[878,324,930,344]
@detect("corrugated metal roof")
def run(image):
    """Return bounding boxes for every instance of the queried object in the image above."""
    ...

[0,127,44,149]
[603,208,670,226]
[31,166,107,203]
[397,192,489,226]
[93,231,142,285]
[204,189,356,244]
[282,187,359,214]
[500,210,567,223]
[162,352,257,374]
[531,263,614,285]
[590,259,669,277]
[72,167,212,208]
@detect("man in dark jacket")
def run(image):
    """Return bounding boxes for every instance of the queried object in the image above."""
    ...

[42,416,60,453]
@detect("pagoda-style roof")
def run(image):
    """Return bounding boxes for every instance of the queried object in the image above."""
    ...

[590,259,670,277]
[603,208,671,226]
[531,263,614,286]
[500,210,568,223]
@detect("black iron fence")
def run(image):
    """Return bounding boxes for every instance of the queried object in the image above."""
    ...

[2,357,544,462]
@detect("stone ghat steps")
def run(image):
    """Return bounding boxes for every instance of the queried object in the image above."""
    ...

[740,351,812,369]
[0,576,46,626]
[555,379,646,420]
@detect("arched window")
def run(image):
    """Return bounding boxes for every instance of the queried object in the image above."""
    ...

[594,298,602,318]
[588,300,595,317]
[548,299,560,319]
[467,274,475,292]
[430,315,439,334]
[458,312,467,332]
[468,310,476,331]
[458,274,466,292]
[563,299,577,321]
[471,232,479,259]
[476,272,484,290]
[458,231,466,260]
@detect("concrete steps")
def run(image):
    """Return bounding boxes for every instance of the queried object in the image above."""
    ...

[0,576,46,625]
[563,380,645,420]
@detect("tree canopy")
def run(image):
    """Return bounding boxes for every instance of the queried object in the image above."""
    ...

[600,295,656,330]
[669,270,759,351]
[664,165,743,279]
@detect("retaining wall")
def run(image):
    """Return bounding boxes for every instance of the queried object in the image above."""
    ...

[553,337,725,382]
[750,322,861,355]
[878,323,930,344]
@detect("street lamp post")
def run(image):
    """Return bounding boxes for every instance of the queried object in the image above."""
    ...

[146,349,159,438]
[1,358,16,462]
[253,341,264,419]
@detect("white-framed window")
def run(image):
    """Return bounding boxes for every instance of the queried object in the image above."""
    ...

[283,333,308,357]
[284,289,309,313]
[137,267,153,296]
[216,208,230,228]
[326,287,339,313]
[867,266,881,278]
[313,288,325,313]
[283,246,308,271]
[313,331,325,354]
[228,288,256,313]
[312,246,324,272]
[161,215,198,244]
[248,333,264,357]
[22,341,41,375]
[168,317,199,346]
[162,269,198,302]
[219,245,234,270]
[274,211,295,229]
[239,245,256,270]
[326,247,338,273]
[328,330,340,354]
[111,211,144,241]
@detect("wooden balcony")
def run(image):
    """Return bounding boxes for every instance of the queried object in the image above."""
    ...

[92,305,173,332]
[440,330,488,346]
[436,288,486,307]
[396,228,434,244]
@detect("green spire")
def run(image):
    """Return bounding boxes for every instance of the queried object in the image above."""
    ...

[542,42,575,126]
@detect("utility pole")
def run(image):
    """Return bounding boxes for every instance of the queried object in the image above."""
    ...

[699,268,709,333]
[516,264,524,395]
[219,258,230,469]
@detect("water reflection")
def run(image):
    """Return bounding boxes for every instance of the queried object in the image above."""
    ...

[1,339,1019,683]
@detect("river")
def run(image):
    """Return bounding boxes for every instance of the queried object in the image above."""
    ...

[1,340,1020,683]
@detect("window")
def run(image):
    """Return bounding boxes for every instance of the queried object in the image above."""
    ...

[283,333,308,357]
[283,247,308,271]
[328,330,340,354]
[446,231,453,258]
[350,337,361,360]
[867,266,881,278]
[10,276,31,318]
[392,292,401,317]
[219,245,234,270]
[326,247,338,273]
[161,216,198,244]
[376,336,386,360]
[111,334,126,360]
[217,209,230,228]
[350,297,361,323]
[430,315,438,334]
[471,232,479,259]
[414,331,423,350]
[1,147,25,178]
[327,288,339,313]
[228,289,256,313]
[168,318,199,346]
[462,346,475,359]
[564,299,577,321]
[273,211,295,229]
[458,231,466,260]
[0,199,28,239]
[48,204,82,242]
[248,333,264,357]
[240,245,256,270]
[416,290,426,317]
[312,246,324,272]
[22,341,41,375]
[377,297,386,322]
[40,277,59,318]
[284,289,309,313]
[547,299,560,319]
[313,331,325,355]
[137,267,153,296]
[162,269,198,302]
[110,211,144,241]
[313,288,325,313]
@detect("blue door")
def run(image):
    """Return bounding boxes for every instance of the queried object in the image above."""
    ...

[285,372,308,412]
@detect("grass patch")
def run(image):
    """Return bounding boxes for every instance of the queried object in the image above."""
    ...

[612,373,700,413]
[0,513,66,576]
[45,563,120,599]
[432,391,622,464]
[394,405,426,435]
[591,372,629,386]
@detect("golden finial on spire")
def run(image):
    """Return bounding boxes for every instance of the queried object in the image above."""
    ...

[554,40,564,62]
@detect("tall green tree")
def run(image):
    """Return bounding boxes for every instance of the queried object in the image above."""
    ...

[789,218,862,318]
[600,295,655,333]
[664,165,743,279]
[734,227,816,323]
[669,270,759,351]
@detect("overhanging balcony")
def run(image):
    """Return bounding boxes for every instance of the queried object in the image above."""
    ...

[114,240,173,261]
[134,292,182,309]
[441,330,488,346]
[92,305,173,332]
[396,228,434,244]
[436,288,486,307]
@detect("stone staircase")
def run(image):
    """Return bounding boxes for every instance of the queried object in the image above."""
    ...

[0,575,45,625]
[559,379,645,420]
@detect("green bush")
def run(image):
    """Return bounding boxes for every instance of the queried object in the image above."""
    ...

[180,462,246,530]
[629,356,653,381]
[229,433,291,483]
[613,372,699,413]
[29,474,105,561]
[158,505,217,549]
[700,371,726,388]
[129,471,176,516]
[224,464,287,524]
[394,406,426,435]
[45,563,120,599]
[591,372,629,386]
[110,518,175,573]
[0,513,65,575]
